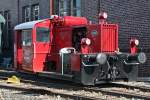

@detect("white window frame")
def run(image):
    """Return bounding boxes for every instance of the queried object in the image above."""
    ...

[24,6,31,22]
[32,4,40,21]
[58,0,81,16]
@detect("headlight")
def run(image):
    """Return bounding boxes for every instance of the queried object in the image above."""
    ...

[130,39,139,46]
[135,39,139,46]
[96,53,107,65]
[99,12,108,19]
[85,38,91,45]
[81,38,91,45]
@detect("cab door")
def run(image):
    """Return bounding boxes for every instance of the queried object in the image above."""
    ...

[22,29,33,71]
[33,20,51,72]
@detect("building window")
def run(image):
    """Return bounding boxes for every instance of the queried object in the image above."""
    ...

[0,11,4,28]
[3,10,11,49]
[0,11,4,29]
[72,0,81,16]
[59,0,71,16]
[23,6,30,22]
[58,0,81,16]
[23,5,40,22]
[32,4,40,21]
[0,11,3,16]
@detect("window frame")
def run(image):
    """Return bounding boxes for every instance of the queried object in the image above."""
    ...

[58,0,81,16]
[22,29,32,46]
[23,6,31,22]
[32,4,40,21]
[36,27,50,43]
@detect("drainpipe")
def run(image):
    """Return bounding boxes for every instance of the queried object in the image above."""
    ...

[98,0,100,23]
[50,0,53,16]
[17,0,19,23]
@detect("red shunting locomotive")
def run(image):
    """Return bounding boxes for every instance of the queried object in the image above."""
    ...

[14,12,146,85]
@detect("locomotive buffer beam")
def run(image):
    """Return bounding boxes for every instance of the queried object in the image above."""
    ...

[123,52,146,65]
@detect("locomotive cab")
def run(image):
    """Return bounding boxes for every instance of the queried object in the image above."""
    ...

[14,19,52,72]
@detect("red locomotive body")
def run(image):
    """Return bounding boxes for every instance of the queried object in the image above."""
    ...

[14,15,146,85]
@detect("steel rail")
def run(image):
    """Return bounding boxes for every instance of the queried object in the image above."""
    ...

[83,87,150,100]
[110,82,150,92]
[0,84,104,100]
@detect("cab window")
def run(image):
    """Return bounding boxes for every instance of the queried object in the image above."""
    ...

[22,29,32,46]
[36,27,50,42]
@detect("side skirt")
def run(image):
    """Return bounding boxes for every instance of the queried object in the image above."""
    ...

[38,71,74,81]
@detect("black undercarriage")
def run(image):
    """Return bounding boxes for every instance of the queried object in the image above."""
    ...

[40,52,145,86]
[80,53,140,85]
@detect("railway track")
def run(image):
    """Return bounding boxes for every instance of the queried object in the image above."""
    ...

[110,82,150,92]
[0,70,150,99]
[84,86,150,100]
[0,83,104,100]
[0,70,106,100]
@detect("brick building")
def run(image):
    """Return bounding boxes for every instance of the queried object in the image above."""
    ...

[0,0,150,77]
[0,0,50,57]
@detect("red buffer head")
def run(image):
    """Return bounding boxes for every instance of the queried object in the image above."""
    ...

[99,12,108,24]
[81,38,91,54]
[130,39,139,54]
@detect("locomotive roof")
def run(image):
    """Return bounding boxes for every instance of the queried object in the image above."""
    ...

[14,20,44,30]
